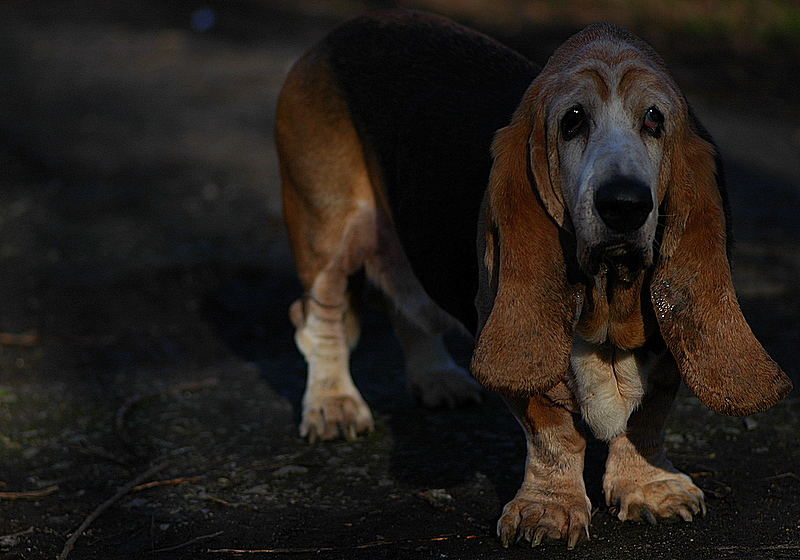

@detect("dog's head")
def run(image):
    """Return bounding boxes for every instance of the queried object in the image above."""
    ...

[472,23,792,415]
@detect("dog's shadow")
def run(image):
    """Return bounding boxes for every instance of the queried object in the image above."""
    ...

[203,262,608,515]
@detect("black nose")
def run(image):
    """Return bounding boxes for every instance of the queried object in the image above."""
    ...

[594,177,654,232]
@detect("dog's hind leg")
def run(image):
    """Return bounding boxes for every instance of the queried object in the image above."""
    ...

[388,309,483,408]
[287,266,373,442]
[277,51,376,442]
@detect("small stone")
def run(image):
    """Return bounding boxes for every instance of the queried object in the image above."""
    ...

[340,466,368,476]
[272,465,309,477]
[125,498,147,508]
[243,484,271,495]
[21,447,40,459]
[665,433,684,444]
[743,417,758,430]
[419,488,454,508]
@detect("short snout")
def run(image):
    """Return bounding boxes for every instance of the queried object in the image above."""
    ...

[594,177,653,232]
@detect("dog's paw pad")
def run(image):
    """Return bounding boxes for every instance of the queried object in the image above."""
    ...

[300,394,374,442]
[497,492,591,549]
[409,366,483,409]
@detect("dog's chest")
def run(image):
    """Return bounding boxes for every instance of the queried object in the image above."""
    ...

[568,339,653,440]
[567,275,658,440]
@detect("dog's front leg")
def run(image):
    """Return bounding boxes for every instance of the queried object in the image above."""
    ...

[498,394,591,549]
[603,357,705,523]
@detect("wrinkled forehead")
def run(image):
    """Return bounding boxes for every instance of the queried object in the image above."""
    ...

[543,36,681,114]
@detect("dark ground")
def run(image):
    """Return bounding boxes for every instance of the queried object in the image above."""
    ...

[0,1,798,559]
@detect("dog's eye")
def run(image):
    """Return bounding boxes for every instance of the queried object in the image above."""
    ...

[643,106,664,137]
[561,105,587,141]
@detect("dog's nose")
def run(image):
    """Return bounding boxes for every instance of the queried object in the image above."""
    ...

[594,177,653,232]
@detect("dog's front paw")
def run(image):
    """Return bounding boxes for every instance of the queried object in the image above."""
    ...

[604,462,705,524]
[497,488,591,549]
[300,392,374,442]
[408,366,483,409]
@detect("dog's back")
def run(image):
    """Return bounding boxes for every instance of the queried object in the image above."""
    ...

[320,10,537,330]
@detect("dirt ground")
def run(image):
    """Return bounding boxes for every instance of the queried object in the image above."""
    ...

[0,2,798,559]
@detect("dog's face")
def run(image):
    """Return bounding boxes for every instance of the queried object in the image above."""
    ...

[545,46,679,281]
[473,24,791,413]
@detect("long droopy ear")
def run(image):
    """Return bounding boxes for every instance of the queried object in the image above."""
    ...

[471,92,577,396]
[651,117,792,416]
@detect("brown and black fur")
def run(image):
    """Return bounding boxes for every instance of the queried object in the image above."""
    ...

[323,10,538,330]
[276,9,791,548]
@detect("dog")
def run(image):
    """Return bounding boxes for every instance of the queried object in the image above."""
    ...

[275,9,792,548]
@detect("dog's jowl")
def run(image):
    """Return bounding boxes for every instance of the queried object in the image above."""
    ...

[275,9,791,548]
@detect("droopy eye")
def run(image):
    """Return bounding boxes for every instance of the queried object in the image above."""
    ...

[561,105,587,141]
[643,106,664,137]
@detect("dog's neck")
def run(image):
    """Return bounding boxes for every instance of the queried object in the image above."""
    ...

[575,269,656,350]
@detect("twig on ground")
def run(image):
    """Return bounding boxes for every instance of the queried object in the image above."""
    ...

[208,534,479,554]
[57,461,169,560]
[0,485,58,500]
[760,472,799,481]
[718,544,800,552]
[72,440,130,466]
[204,495,252,509]
[114,378,218,452]
[0,331,39,347]
[132,476,203,492]
[152,531,223,553]
[0,527,35,540]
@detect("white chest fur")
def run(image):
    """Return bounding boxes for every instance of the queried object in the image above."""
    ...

[568,337,654,440]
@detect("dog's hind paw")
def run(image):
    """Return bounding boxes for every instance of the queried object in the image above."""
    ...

[408,365,483,409]
[300,393,374,442]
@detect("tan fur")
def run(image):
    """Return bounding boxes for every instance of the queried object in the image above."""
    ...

[498,396,591,549]
[575,272,654,348]
[603,358,706,523]
[652,126,792,415]
[278,40,480,441]
[471,115,579,396]
[569,272,657,440]
[569,338,647,441]
[277,51,379,441]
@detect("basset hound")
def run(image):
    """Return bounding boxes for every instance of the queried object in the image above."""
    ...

[276,9,792,548]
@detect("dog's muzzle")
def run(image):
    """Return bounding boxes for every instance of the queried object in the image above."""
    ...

[581,176,654,281]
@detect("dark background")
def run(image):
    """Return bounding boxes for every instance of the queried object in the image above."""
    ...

[0,1,798,558]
